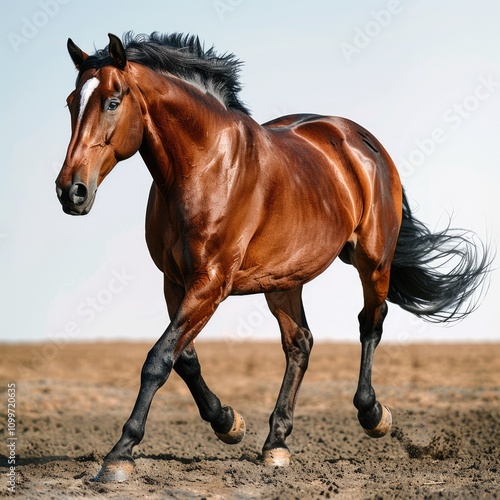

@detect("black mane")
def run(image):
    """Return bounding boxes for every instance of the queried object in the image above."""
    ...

[78,32,250,115]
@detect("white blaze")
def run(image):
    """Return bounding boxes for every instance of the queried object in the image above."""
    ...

[78,77,100,121]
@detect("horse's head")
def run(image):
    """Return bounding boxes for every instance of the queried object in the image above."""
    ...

[56,34,144,215]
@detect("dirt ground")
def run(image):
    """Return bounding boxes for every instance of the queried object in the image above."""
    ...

[0,341,499,499]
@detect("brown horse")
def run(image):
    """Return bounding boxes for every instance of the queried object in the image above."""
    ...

[56,33,490,481]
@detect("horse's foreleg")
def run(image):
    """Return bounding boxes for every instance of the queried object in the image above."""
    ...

[168,279,245,444]
[353,269,393,438]
[94,275,231,482]
[174,344,246,444]
[262,287,313,466]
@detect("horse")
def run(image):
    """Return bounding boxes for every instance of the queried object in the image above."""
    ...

[55,32,490,482]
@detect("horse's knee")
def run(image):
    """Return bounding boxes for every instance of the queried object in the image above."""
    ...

[141,346,173,387]
[174,347,201,379]
[173,347,229,427]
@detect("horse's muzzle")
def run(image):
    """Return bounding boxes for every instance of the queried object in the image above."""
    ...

[56,181,96,215]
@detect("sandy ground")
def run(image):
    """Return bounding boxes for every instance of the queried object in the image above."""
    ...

[0,341,499,499]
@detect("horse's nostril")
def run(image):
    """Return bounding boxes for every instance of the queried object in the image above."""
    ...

[69,182,88,205]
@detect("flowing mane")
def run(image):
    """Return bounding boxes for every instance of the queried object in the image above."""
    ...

[77,31,250,114]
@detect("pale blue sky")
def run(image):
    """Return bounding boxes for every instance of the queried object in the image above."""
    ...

[1,0,499,345]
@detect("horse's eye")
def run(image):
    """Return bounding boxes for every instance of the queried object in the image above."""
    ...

[106,99,120,112]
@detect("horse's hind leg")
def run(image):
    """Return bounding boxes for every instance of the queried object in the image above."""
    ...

[262,286,313,466]
[352,252,393,438]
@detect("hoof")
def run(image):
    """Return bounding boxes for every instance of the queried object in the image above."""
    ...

[214,408,246,445]
[94,460,135,482]
[363,405,392,438]
[262,448,291,467]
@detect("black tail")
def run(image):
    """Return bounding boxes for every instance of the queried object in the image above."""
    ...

[387,189,492,323]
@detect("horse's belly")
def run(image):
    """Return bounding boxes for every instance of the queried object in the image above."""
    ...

[230,227,349,294]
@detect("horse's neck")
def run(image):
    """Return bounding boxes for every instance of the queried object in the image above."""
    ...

[137,73,244,196]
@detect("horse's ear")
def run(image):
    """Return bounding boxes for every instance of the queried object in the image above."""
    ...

[108,33,127,70]
[67,38,88,69]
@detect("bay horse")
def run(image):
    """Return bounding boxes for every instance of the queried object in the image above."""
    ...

[55,33,490,481]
